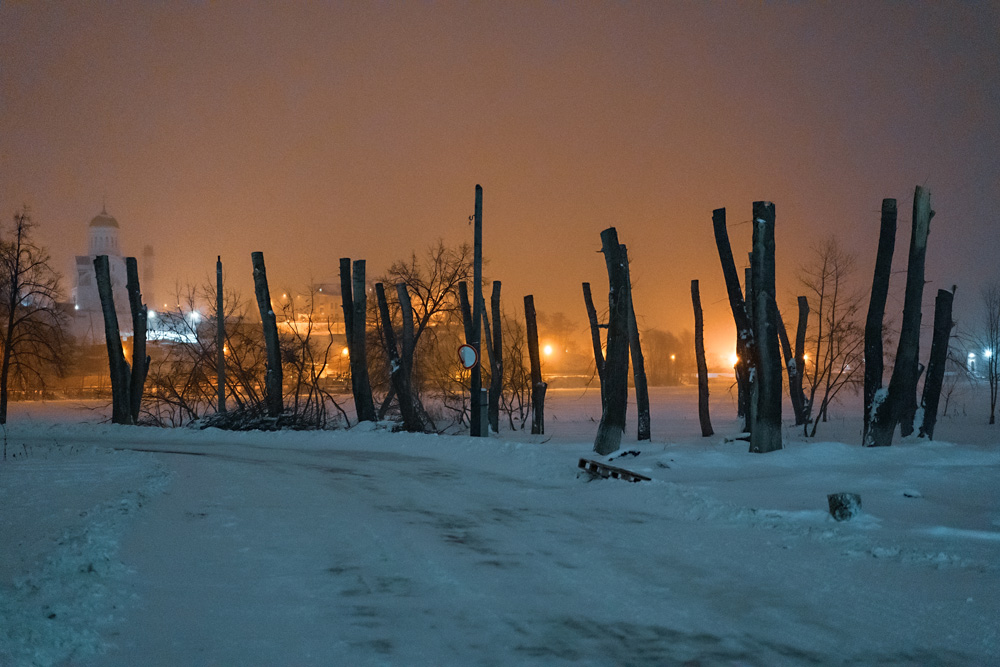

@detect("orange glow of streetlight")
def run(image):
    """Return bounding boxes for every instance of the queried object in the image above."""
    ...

[543,344,553,357]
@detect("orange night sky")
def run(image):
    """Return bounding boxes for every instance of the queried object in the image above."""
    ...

[2,3,998,365]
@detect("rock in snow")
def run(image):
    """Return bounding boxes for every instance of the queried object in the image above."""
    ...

[828,492,862,521]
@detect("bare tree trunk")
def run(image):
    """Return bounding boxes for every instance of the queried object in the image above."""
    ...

[750,202,782,453]
[341,258,376,423]
[351,260,376,422]
[582,282,606,402]
[712,208,753,429]
[776,303,807,425]
[470,184,484,437]
[594,228,629,455]
[125,257,149,424]
[919,288,955,439]
[745,265,755,433]
[94,255,132,425]
[793,296,810,424]
[375,282,424,432]
[487,281,502,433]
[691,279,713,437]
[870,188,933,445]
[216,256,226,414]
[251,251,283,417]
[622,245,650,441]
[524,294,546,434]
[863,199,897,445]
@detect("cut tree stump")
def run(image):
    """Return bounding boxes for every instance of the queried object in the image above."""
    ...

[577,458,651,483]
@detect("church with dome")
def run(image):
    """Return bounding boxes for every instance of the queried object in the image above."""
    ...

[71,207,148,343]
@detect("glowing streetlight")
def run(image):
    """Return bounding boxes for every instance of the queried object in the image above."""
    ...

[543,344,553,357]
[729,353,739,366]
[341,347,350,357]
[985,349,994,359]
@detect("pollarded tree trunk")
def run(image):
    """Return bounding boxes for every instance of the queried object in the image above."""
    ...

[712,208,753,430]
[486,281,503,433]
[582,282,606,402]
[870,188,933,446]
[94,255,132,425]
[594,228,629,456]
[793,296,810,424]
[340,258,376,422]
[776,303,808,426]
[470,184,484,437]
[374,282,424,432]
[351,260,377,422]
[691,279,714,437]
[863,199,897,445]
[622,245,650,441]
[125,257,149,424]
[251,251,283,418]
[918,287,955,439]
[216,256,226,414]
[524,294,546,435]
[750,201,782,454]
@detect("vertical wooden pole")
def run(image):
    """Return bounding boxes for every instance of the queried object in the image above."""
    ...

[470,185,484,437]
[524,294,546,435]
[692,279,713,437]
[712,208,753,430]
[251,251,283,418]
[216,255,226,414]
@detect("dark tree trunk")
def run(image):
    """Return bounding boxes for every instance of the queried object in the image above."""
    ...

[94,255,132,425]
[594,228,629,456]
[918,288,955,439]
[375,282,424,432]
[487,281,502,433]
[691,279,714,437]
[341,258,376,423]
[745,265,755,432]
[251,251,283,417]
[621,245,650,441]
[777,303,807,426]
[712,208,753,429]
[470,184,485,437]
[351,260,377,422]
[793,296,810,425]
[582,282,606,402]
[863,199,897,445]
[870,188,933,445]
[458,282,475,342]
[216,255,226,414]
[524,294,546,435]
[750,202,782,453]
[125,257,149,424]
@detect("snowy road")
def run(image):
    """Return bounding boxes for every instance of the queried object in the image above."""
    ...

[88,435,996,666]
[2,409,999,666]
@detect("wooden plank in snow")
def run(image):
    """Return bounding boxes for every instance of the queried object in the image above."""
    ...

[578,458,651,483]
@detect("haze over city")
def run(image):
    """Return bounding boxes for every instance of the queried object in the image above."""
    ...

[2,2,998,364]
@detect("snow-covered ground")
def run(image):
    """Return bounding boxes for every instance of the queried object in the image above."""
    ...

[1,383,998,666]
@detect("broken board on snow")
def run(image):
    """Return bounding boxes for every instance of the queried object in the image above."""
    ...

[578,458,651,483]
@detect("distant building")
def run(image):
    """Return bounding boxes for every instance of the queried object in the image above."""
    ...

[70,207,134,344]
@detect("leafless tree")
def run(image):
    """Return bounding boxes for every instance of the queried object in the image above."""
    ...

[973,280,1000,424]
[799,236,865,436]
[0,208,69,423]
